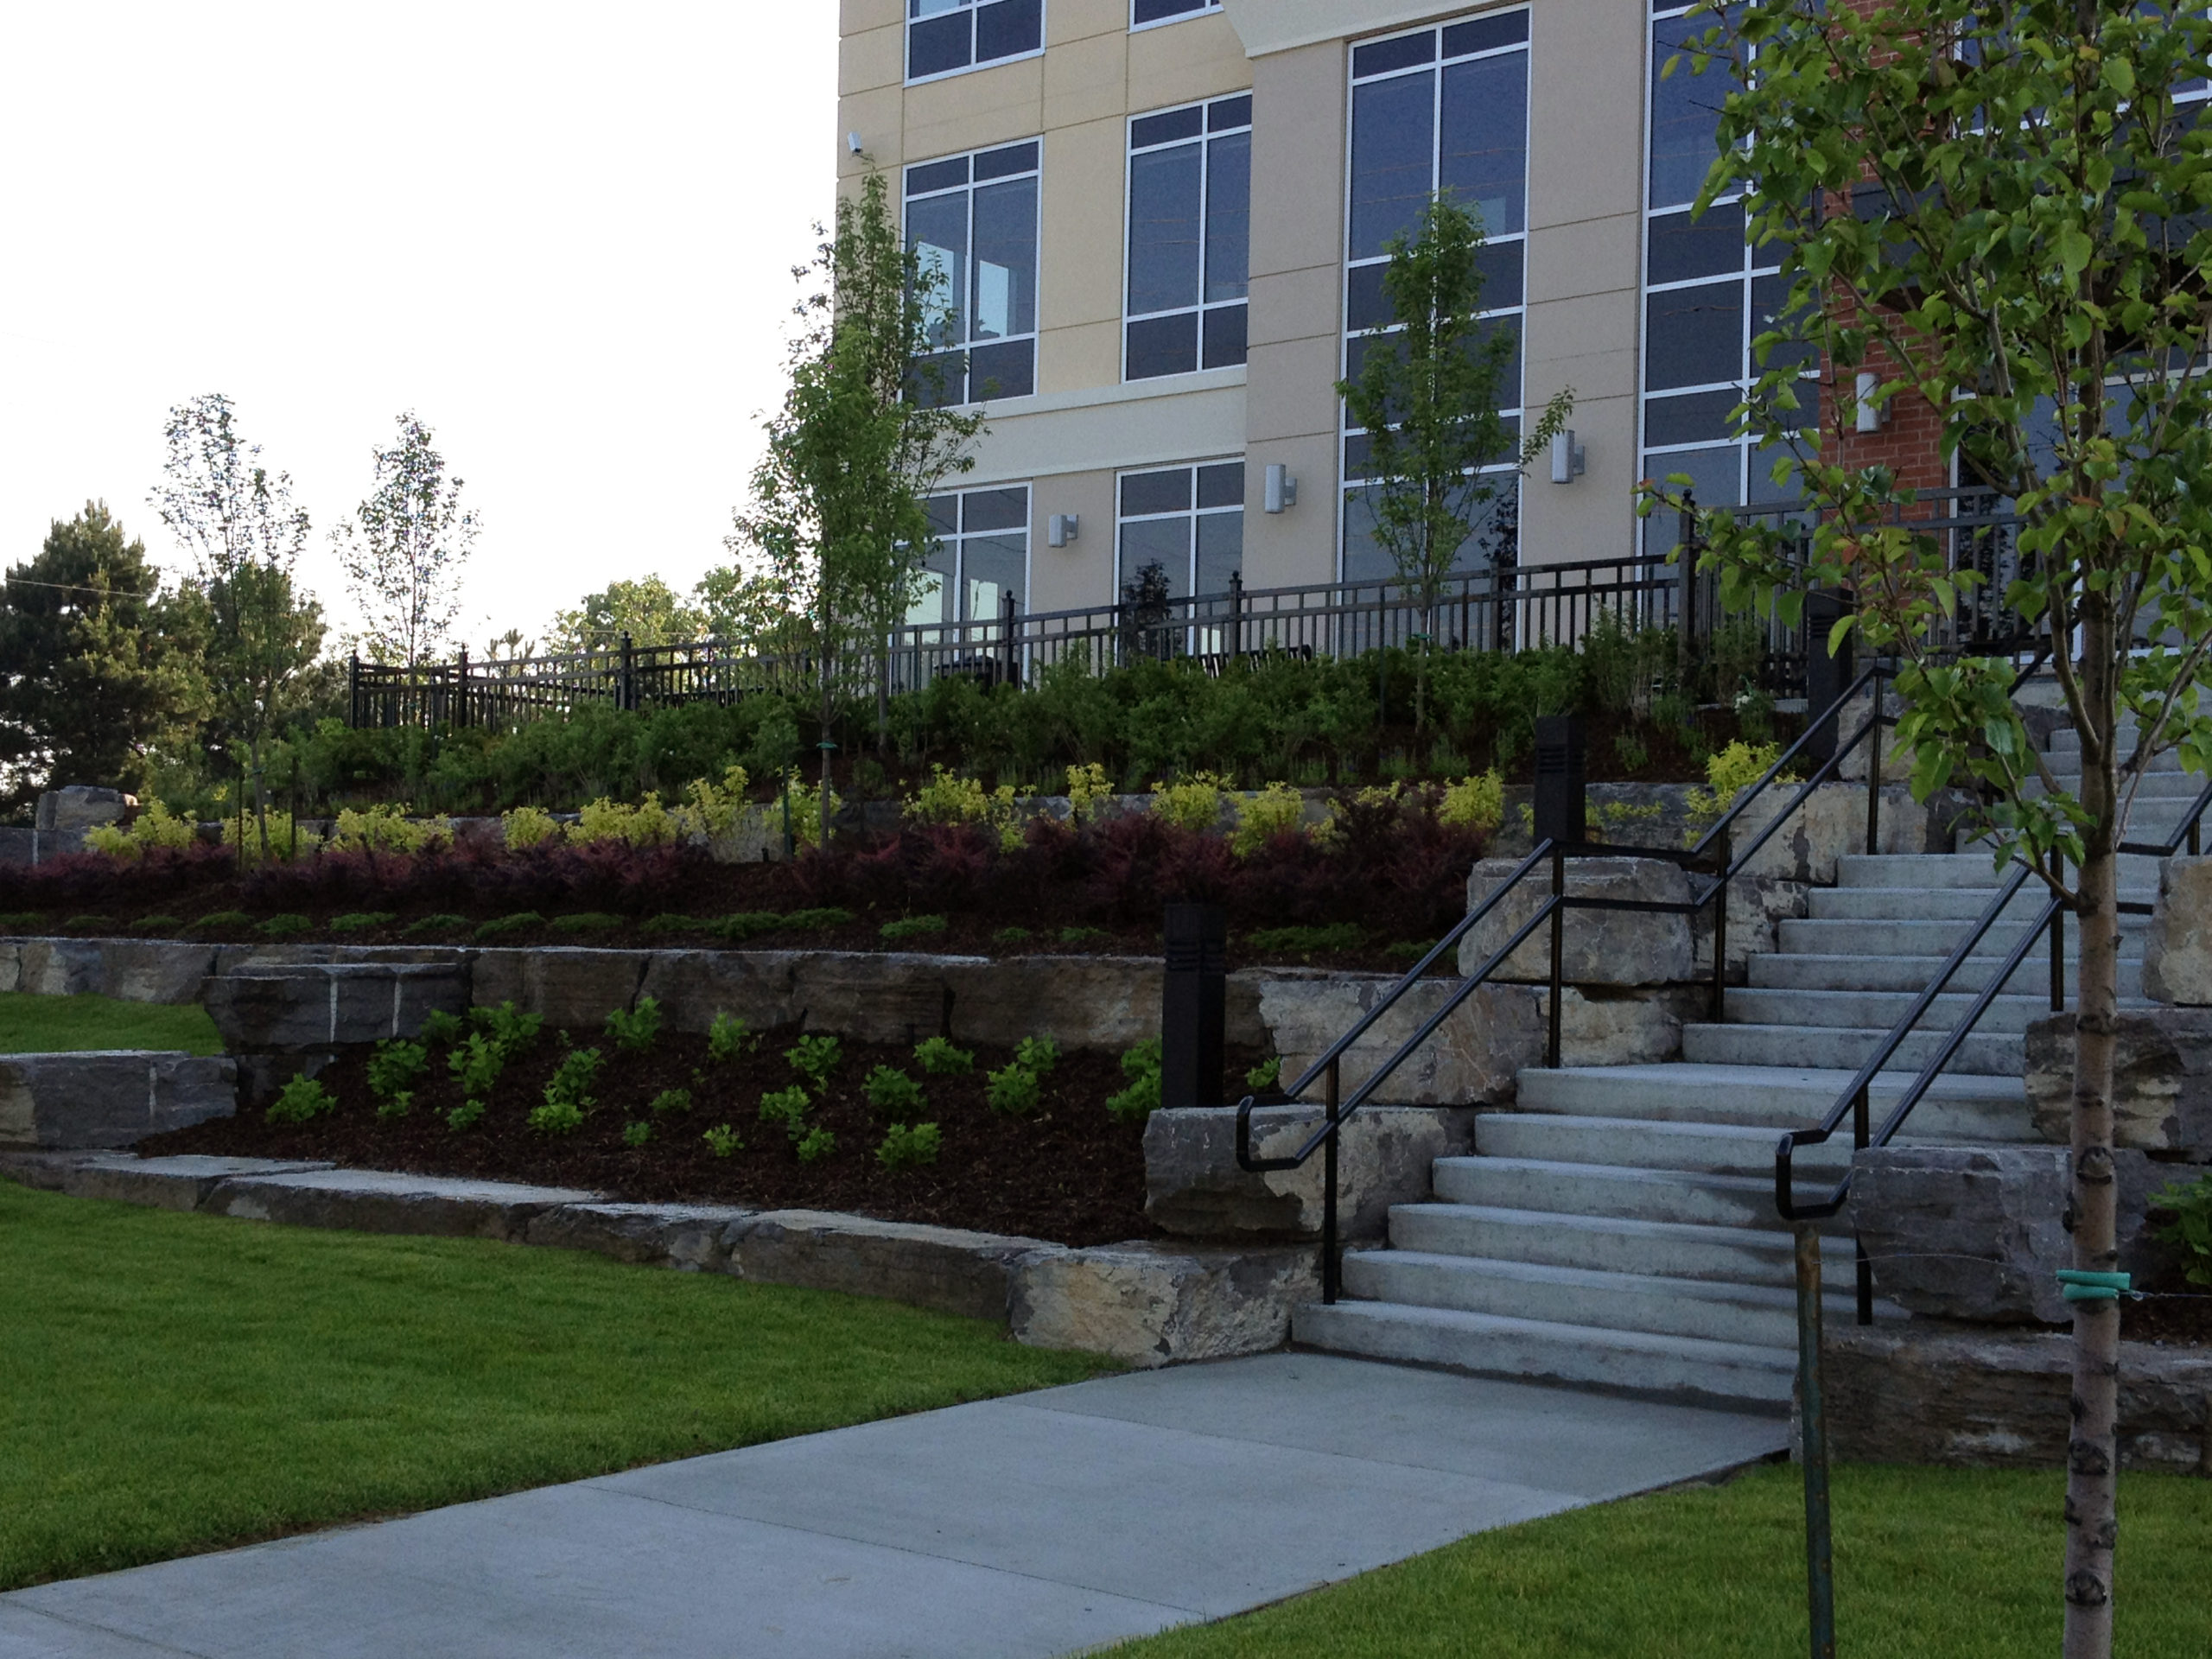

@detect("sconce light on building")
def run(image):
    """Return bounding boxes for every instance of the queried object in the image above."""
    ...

[1046,513,1079,548]
[1263,463,1298,513]
[1548,429,1586,485]
[1854,370,1888,434]
[847,131,864,155]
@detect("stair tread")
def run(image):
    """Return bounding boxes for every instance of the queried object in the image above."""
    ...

[1298,1300,1797,1367]
[1347,1249,1866,1311]
[1522,1061,2024,1096]
[1395,1201,1841,1253]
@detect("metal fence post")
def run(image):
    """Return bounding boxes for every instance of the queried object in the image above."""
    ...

[1865,683,1883,856]
[1712,827,1731,1023]
[619,632,635,713]
[1322,1057,1341,1305]
[455,646,470,730]
[1796,1226,1838,1659]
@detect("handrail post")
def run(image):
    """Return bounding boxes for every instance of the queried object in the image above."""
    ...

[1796,1226,1838,1659]
[1865,683,1883,855]
[1322,1057,1341,1305]
[1711,826,1731,1023]
[1853,1079,1872,1326]
[1548,849,1565,1069]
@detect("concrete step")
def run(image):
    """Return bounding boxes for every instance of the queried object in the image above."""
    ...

[1293,1300,1795,1407]
[1804,886,2153,922]
[2049,727,2161,759]
[1338,1249,1880,1349]
[1387,1202,1855,1286]
[1776,916,2143,958]
[1429,1156,1827,1231]
[2035,767,2202,798]
[1473,1110,1855,1177]
[1746,951,2143,1000]
[1681,1020,2023,1077]
[1513,1062,2035,1142]
[1723,986,2062,1034]
[1835,854,2013,890]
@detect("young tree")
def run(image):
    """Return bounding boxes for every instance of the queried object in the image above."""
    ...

[728,167,983,839]
[331,412,477,666]
[543,576,708,654]
[1337,194,1573,728]
[0,502,204,797]
[148,394,326,855]
[1665,6,2212,1650]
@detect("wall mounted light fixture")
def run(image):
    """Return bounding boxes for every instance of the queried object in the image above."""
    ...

[1263,463,1298,514]
[847,131,864,155]
[1046,513,1079,547]
[1548,429,1586,484]
[1854,371,1887,434]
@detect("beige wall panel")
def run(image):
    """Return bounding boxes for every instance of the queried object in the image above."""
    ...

[1528,0,1648,232]
[1128,14,1254,111]
[1238,433,1340,589]
[1525,289,1640,405]
[1222,0,1484,56]
[841,22,906,96]
[1039,319,1124,396]
[1044,35,1132,145]
[1524,211,1642,307]
[1246,262,1339,352]
[1244,332,1342,445]
[1039,121,1126,331]
[842,0,903,37]
[840,88,909,169]
[904,60,1046,161]
[1051,0,1133,48]
[1247,41,1346,283]
[959,374,1248,487]
[1026,468,1119,613]
[1513,392,1640,566]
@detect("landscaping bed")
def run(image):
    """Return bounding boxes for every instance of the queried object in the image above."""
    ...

[142,1014,1252,1247]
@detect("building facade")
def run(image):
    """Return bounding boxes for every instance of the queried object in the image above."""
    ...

[839,0,1808,627]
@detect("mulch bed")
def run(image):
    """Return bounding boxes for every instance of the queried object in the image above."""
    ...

[142,1024,1270,1248]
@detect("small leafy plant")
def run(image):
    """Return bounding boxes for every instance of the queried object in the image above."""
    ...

[785,1033,842,1090]
[1056,926,1108,944]
[1248,923,1364,956]
[404,913,473,938]
[188,910,251,931]
[702,1122,742,1157]
[780,906,855,931]
[648,1086,693,1116]
[864,1065,925,1121]
[985,1062,1042,1116]
[1245,1055,1282,1092]
[880,914,948,943]
[876,1122,942,1170]
[449,1033,506,1099]
[711,911,785,941]
[130,914,182,933]
[604,995,664,1053]
[708,1012,760,1062]
[367,1039,429,1109]
[621,1120,652,1147]
[328,912,398,934]
[641,913,702,934]
[474,911,546,941]
[447,1097,486,1131]
[912,1036,974,1076]
[1106,1038,1164,1123]
[257,913,313,938]
[1013,1036,1060,1077]
[471,1001,544,1058]
[2152,1173,2212,1287]
[420,1008,466,1046]
[62,915,111,931]
[530,1098,586,1135]
[795,1125,838,1163]
[759,1085,811,1133]
[994,925,1033,944]
[543,1046,603,1109]
[551,912,624,935]
[267,1074,337,1124]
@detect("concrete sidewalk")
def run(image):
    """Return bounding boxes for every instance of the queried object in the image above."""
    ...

[1,1353,1788,1659]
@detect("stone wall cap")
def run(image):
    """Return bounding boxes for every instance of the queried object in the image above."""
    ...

[739,1207,1062,1255]
[216,1168,601,1205]
[79,1154,334,1179]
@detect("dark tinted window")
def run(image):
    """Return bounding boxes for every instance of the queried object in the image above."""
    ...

[1353,33,1435,79]
[1122,468,1193,516]
[1644,281,1743,391]
[1646,202,1745,285]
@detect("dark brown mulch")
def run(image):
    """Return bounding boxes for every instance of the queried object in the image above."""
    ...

[2121,1288,2212,1345]
[140,1025,1273,1248]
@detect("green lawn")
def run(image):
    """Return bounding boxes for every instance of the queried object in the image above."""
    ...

[1109,1460,2211,1658]
[0,990,221,1055]
[0,1179,1112,1590]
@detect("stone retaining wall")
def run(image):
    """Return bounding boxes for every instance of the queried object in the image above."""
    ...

[0,1052,237,1150]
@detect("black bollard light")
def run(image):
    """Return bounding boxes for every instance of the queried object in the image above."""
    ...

[1802,590,1852,765]
[1160,903,1226,1110]
[1531,715,1586,847]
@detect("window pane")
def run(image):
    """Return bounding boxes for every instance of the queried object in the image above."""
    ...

[1440,53,1528,236]
[1750,273,1817,373]
[906,156,969,196]
[1443,13,1528,58]
[962,487,1027,533]
[974,0,1040,63]
[1350,73,1434,260]
[1128,143,1202,315]
[1473,238,1522,309]
[1120,517,1192,599]
[1748,438,1808,505]
[909,11,971,79]
[1647,201,1745,285]
[1345,263,1391,331]
[1353,33,1435,79]
[1341,488,1394,582]
[966,339,1033,400]
[1207,93,1251,131]
[1201,302,1247,369]
[1132,106,1205,149]
[1454,485,1518,576]
[1471,313,1522,409]
[974,140,1039,180]
[925,494,960,536]
[962,532,1027,620]
[1204,130,1250,302]
[972,178,1035,339]
[1197,462,1244,508]
[909,350,967,408]
[1126,312,1198,378]
[1122,467,1192,516]
[909,554,955,629]
[1643,387,1739,448]
[1649,443,1743,513]
[906,194,969,347]
[1135,0,1209,22]
[1195,509,1243,594]
[1643,280,1743,391]
[1649,13,1728,208]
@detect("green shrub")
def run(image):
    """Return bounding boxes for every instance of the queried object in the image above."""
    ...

[913,1036,974,1076]
[621,1120,652,1147]
[550,912,624,934]
[474,912,546,940]
[1013,1036,1060,1077]
[446,1097,486,1130]
[876,1122,942,1170]
[711,911,785,941]
[449,1033,505,1099]
[641,913,702,935]
[759,1085,811,1133]
[543,1047,603,1112]
[267,1075,336,1124]
[0,912,45,930]
[257,914,312,938]
[994,925,1033,944]
[471,1001,543,1058]
[1106,1038,1163,1122]
[604,995,664,1052]
[1056,926,1108,944]
[1385,938,1441,963]
[707,1012,759,1062]
[648,1086,692,1116]
[780,906,855,931]
[60,914,110,932]
[795,1125,837,1163]
[702,1122,742,1157]
[420,1008,466,1046]
[328,912,398,934]
[529,1098,586,1135]
[375,1090,414,1121]
[367,1039,429,1105]
[188,910,251,931]
[880,914,948,943]
[1248,923,1364,956]
[130,914,183,933]
[985,1063,1041,1116]
[403,913,471,938]
[2152,1173,2212,1287]
[785,1033,842,1090]
[1244,1055,1282,1092]
[864,1065,925,1121]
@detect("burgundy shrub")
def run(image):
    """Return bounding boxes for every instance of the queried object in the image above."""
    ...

[0,844,234,913]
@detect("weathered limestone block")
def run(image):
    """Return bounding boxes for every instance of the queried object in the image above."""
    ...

[1257,974,1543,1108]
[0,1052,236,1149]
[524,1201,756,1270]
[203,963,469,1052]
[470,948,648,1027]
[635,950,800,1033]
[207,1168,598,1241]
[721,1209,1056,1321]
[1546,985,1701,1066]
[14,938,113,997]
[946,955,1166,1051]
[2144,854,2212,1005]
[2026,1008,2212,1157]
[1826,1324,2212,1471]
[1009,1241,1319,1367]
[1834,687,1917,784]
[1461,856,1694,985]
[1142,1103,1476,1239]
[789,953,961,1045]
[50,1153,332,1211]
[99,940,229,1004]
[36,785,130,843]
[1849,1145,2190,1325]
[1730,782,1953,885]
[1686,875,1808,982]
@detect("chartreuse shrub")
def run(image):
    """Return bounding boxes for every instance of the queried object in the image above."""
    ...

[864,1065,925,1121]
[1683,741,1790,842]
[1230,782,1308,855]
[1438,770,1505,835]
[880,914,947,943]
[1150,772,1230,831]
[913,1037,973,1076]
[530,1048,603,1135]
[329,804,448,855]
[1106,1038,1163,1122]
[708,1013,759,1063]
[906,765,1026,850]
[499,804,563,851]
[83,802,197,860]
[1065,761,1113,821]
[1245,1055,1282,1092]
[876,1122,942,1170]
[702,1122,742,1157]
[266,1076,336,1124]
[604,997,664,1053]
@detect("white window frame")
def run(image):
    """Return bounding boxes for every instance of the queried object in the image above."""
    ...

[1122,94,1254,383]
[905,0,1047,88]
[903,141,1044,409]
[914,484,1033,632]
[1129,0,1222,33]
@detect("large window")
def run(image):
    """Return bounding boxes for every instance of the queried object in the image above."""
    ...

[907,0,1043,83]
[906,142,1041,407]
[1132,0,1220,26]
[1125,94,1251,379]
[1116,462,1243,601]
[1641,4,1813,526]
[1341,10,1529,582]
[912,486,1030,627]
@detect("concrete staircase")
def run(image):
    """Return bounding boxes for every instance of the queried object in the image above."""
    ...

[1295,741,2172,1408]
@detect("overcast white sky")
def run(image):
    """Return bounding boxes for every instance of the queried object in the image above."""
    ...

[0,3,836,653]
